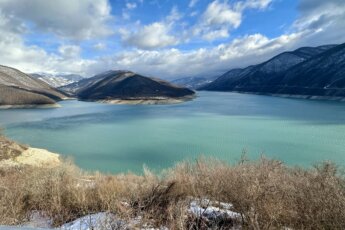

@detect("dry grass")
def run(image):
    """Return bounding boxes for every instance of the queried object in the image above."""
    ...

[0,135,27,160]
[0,85,57,106]
[0,156,345,229]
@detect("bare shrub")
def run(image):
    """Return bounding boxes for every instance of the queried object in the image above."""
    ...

[0,156,344,229]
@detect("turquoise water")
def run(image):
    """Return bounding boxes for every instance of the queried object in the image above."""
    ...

[1,91,345,173]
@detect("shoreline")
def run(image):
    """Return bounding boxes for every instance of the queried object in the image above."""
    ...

[268,93,345,102]
[0,103,61,109]
[201,90,345,102]
[94,95,196,105]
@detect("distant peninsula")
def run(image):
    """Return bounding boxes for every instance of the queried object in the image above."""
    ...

[60,70,196,104]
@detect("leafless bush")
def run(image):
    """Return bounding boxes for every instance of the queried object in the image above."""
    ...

[0,156,344,229]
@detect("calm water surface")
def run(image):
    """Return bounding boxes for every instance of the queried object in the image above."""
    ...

[1,91,345,173]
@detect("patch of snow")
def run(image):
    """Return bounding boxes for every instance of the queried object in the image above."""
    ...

[189,199,241,220]
[261,53,305,73]
[60,212,125,230]
[22,211,53,229]
[59,212,168,230]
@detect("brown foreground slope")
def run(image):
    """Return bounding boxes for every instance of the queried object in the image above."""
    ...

[0,137,344,229]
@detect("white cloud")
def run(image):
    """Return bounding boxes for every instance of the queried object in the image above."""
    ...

[126,2,137,10]
[88,32,305,79]
[0,0,343,81]
[291,0,345,46]
[122,11,131,20]
[121,22,179,49]
[0,0,112,40]
[193,0,272,41]
[202,1,242,28]
[58,45,81,58]
[189,0,199,8]
[93,43,107,50]
[190,11,198,17]
[0,9,93,76]
[120,7,181,49]
[166,6,183,22]
[235,0,273,11]
[201,29,229,41]
[0,29,94,75]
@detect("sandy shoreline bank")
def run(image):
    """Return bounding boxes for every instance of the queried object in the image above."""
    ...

[95,95,196,105]
[0,147,61,168]
[0,104,61,109]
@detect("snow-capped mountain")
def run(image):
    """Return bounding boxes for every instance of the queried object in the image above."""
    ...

[200,44,345,98]
[30,73,84,88]
[172,76,219,89]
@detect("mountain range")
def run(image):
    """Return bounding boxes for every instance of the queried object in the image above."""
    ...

[1,42,345,107]
[0,65,67,107]
[172,76,219,89]
[200,43,345,99]
[30,73,84,88]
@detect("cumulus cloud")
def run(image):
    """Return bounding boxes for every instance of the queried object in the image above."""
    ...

[291,0,345,46]
[121,22,179,49]
[189,0,199,8]
[202,1,242,28]
[0,0,112,40]
[235,0,273,11]
[0,0,344,80]
[193,0,272,41]
[126,2,137,10]
[90,32,305,79]
[58,45,81,59]
[120,7,181,49]
[120,1,273,48]
[0,29,94,75]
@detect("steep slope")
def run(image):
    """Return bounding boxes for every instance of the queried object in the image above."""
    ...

[201,45,336,92]
[0,65,67,106]
[59,70,125,94]
[266,43,345,97]
[31,73,84,88]
[74,71,195,103]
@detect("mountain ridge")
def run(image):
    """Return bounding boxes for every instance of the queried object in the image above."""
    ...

[200,43,345,99]
[0,65,67,107]
[30,73,84,88]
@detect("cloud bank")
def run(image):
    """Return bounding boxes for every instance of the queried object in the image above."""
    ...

[0,0,343,79]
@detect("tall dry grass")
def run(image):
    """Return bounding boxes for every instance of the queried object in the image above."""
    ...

[0,157,345,229]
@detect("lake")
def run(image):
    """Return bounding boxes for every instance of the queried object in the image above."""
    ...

[1,91,345,173]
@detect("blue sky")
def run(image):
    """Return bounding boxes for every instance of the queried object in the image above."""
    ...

[0,0,343,78]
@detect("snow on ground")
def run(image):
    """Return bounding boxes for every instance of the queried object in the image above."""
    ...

[61,212,125,230]
[0,199,240,230]
[189,199,240,219]
[60,213,167,230]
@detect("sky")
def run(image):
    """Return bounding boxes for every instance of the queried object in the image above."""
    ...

[0,0,344,79]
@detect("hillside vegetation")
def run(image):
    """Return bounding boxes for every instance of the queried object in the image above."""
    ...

[0,65,67,106]
[201,43,345,99]
[61,70,195,102]
[0,140,344,229]
[0,85,56,106]
[0,135,27,160]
